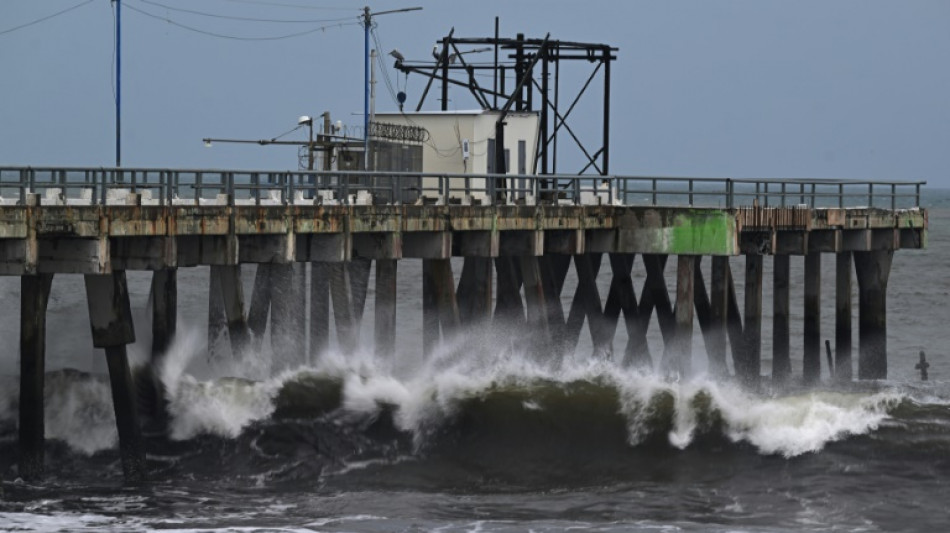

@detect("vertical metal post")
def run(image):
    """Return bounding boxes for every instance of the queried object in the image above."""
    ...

[602,45,610,176]
[115,0,121,167]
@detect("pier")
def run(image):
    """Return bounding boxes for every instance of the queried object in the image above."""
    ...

[0,166,926,480]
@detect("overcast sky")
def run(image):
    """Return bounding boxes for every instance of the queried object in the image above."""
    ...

[2,0,948,186]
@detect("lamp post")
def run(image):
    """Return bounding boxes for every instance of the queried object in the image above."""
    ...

[298,116,314,170]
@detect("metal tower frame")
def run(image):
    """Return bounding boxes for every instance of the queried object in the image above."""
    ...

[393,24,618,176]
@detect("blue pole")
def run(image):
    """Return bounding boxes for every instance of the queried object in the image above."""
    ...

[115,0,121,167]
[363,7,370,170]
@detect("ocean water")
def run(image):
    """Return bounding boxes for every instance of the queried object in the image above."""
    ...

[1,194,949,532]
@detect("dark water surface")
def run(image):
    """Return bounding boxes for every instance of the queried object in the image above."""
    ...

[1,197,948,532]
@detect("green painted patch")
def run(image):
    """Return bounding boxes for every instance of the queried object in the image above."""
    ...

[669,211,737,255]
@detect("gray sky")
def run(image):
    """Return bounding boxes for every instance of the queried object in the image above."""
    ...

[2,0,948,186]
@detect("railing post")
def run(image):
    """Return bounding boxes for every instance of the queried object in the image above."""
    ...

[891,183,896,211]
[781,182,787,207]
[839,183,844,208]
[688,179,694,206]
[916,183,921,208]
[810,183,816,208]
[867,183,873,208]
[651,178,658,206]
[726,179,733,209]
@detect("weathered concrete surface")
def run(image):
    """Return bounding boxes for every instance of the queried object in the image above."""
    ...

[0,205,927,274]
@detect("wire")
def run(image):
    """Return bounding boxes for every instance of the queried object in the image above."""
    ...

[0,0,95,37]
[136,0,356,24]
[221,0,354,10]
[124,2,359,41]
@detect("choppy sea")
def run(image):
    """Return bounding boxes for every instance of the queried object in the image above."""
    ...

[1,192,949,532]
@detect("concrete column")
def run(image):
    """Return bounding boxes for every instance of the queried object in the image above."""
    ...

[708,256,729,378]
[421,259,439,358]
[603,254,635,359]
[493,257,525,328]
[803,252,821,385]
[84,271,146,482]
[457,257,493,326]
[740,255,763,388]
[772,254,791,385]
[835,252,853,382]
[248,264,273,351]
[374,259,397,359]
[148,268,176,422]
[433,258,461,338]
[272,263,305,369]
[724,260,745,374]
[212,265,251,356]
[207,271,227,361]
[855,250,893,380]
[520,256,552,358]
[19,273,53,480]
[348,258,372,327]
[672,255,695,377]
[309,262,330,361]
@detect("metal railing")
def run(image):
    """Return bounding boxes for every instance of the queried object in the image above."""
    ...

[0,167,926,210]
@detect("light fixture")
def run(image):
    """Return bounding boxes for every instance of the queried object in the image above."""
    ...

[298,115,313,126]
[203,139,212,148]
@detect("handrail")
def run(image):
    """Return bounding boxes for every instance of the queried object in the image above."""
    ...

[0,166,927,209]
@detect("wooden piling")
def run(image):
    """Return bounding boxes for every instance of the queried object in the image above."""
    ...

[772,254,791,385]
[84,271,146,482]
[803,252,821,385]
[835,252,853,382]
[707,256,729,377]
[18,273,53,480]
[374,259,397,359]
[672,255,695,377]
[740,255,762,387]
[854,250,893,379]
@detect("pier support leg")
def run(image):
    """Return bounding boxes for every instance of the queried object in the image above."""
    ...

[641,254,675,360]
[422,258,460,358]
[457,257,493,326]
[148,268,176,422]
[803,252,822,385]
[724,259,744,374]
[566,254,606,358]
[207,271,227,361]
[272,263,305,369]
[835,252,853,382]
[520,256,552,360]
[310,262,330,361]
[672,255,695,377]
[493,257,525,328]
[422,259,439,359]
[772,255,791,385]
[603,254,639,364]
[374,259,397,359]
[212,265,251,357]
[84,271,146,482]
[740,255,762,388]
[855,250,893,380]
[19,273,53,481]
[708,257,729,378]
[248,264,273,351]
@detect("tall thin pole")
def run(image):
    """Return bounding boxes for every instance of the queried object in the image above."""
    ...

[115,0,121,167]
[363,6,370,170]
